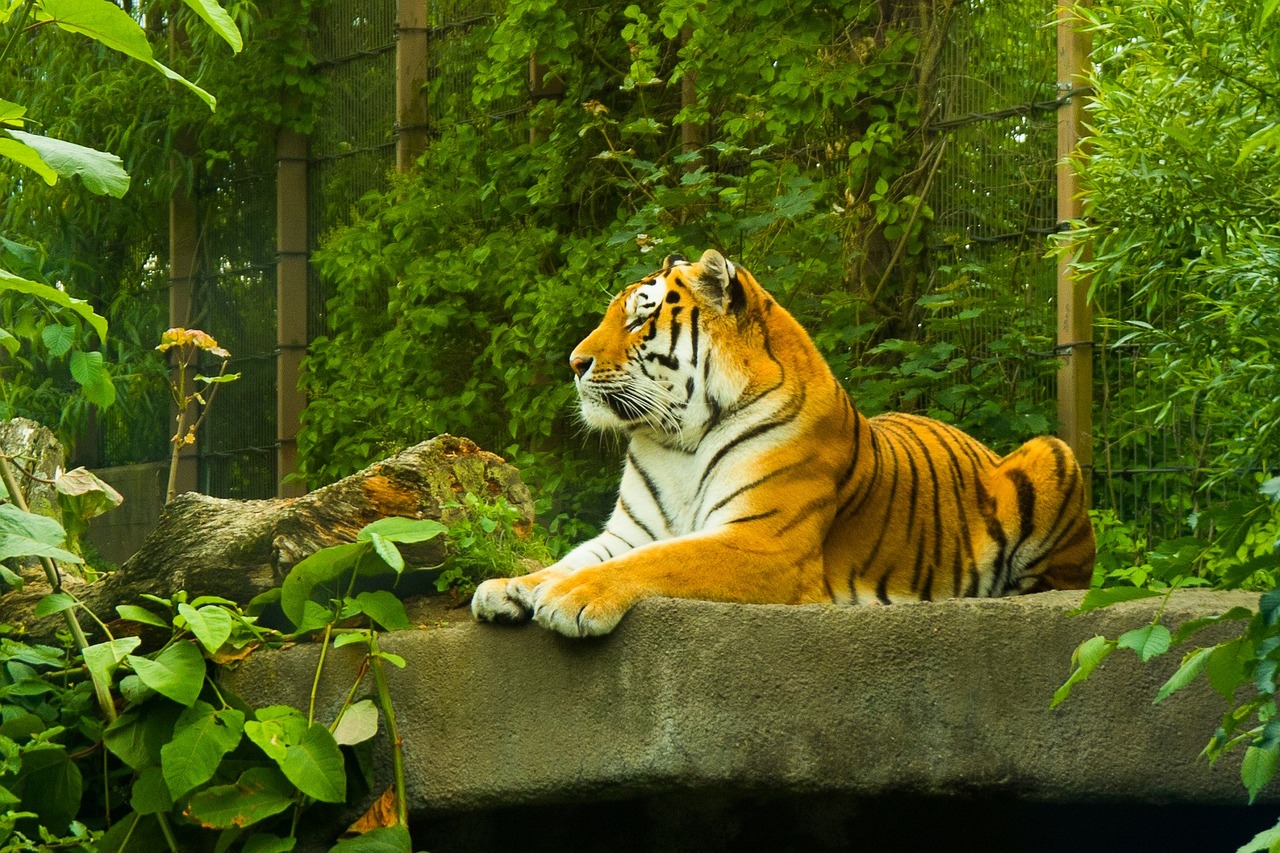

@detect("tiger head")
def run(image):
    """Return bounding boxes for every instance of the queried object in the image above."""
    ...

[570,249,779,447]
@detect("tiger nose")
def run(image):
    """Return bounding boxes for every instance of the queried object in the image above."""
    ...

[570,355,594,378]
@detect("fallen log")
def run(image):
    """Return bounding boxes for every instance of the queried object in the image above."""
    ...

[2,435,534,638]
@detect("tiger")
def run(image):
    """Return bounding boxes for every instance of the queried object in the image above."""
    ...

[471,249,1096,637]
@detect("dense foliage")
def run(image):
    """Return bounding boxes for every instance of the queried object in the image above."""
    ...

[1077,0,1280,592]
[298,0,1063,533]
[0,0,321,461]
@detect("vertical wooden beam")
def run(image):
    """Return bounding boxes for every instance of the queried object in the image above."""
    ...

[1056,0,1093,492]
[168,138,200,499]
[277,129,309,497]
[396,0,429,171]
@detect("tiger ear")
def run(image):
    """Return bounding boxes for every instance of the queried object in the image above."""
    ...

[692,249,745,315]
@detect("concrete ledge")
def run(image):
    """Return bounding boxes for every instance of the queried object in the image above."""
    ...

[224,590,1263,819]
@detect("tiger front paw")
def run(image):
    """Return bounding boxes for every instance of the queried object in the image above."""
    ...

[470,577,530,624]
[471,566,573,625]
[531,572,635,638]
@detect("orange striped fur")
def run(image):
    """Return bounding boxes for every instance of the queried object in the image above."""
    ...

[472,250,1095,636]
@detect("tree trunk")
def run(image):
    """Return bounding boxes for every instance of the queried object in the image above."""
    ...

[3,435,534,638]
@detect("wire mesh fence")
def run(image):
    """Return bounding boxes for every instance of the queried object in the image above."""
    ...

[133,0,1223,539]
[194,157,279,499]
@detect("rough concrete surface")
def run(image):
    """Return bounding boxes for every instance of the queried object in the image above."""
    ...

[223,588,1267,826]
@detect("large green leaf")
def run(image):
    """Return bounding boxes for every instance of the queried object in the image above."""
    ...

[354,591,410,631]
[13,745,82,832]
[278,722,346,802]
[0,502,75,554]
[160,700,245,800]
[5,129,130,197]
[69,348,117,407]
[332,699,379,746]
[178,603,234,654]
[81,636,141,689]
[329,826,413,853]
[1071,586,1163,614]
[0,136,57,185]
[1116,624,1172,662]
[1243,743,1280,804]
[180,0,243,52]
[1154,647,1214,704]
[34,0,216,110]
[280,542,365,630]
[244,705,308,764]
[0,268,108,341]
[130,766,173,815]
[184,767,295,830]
[127,641,206,706]
[358,517,447,544]
[103,703,184,771]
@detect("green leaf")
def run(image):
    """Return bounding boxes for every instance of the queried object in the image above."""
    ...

[0,503,81,563]
[127,641,205,705]
[1237,817,1280,853]
[103,703,183,771]
[278,722,346,802]
[34,0,216,110]
[179,0,243,52]
[1051,635,1116,709]
[368,532,404,574]
[115,604,170,628]
[14,745,82,830]
[1171,607,1253,645]
[358,517,447,544]
[1072,586,1163,614]
[355,591,410,631]
[244,706,307,764]
[33,592,77,617]
[0,137,57,185]
[184,767,295,830]
[179,603,233,654]
[1206,639,1247,701]
[82,637,142,688]
[242,834,296,853]
[160,700,245,800]
[280,542,365,630]
[332,699,379,746]
[5,129,130,198]
[1155,647,1214,703]
[1116,624,1172,662]
[1243,743,1280,804]
[69,349,117,407]
[130,766,173,815]
[0,268,107,341]
[40,322,74,356]
[329,826,413,853]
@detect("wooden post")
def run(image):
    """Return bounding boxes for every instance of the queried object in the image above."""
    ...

[1056,0,1093,491]
[277,129,309,497]
[168,138,200,499]
[396,0,429,171]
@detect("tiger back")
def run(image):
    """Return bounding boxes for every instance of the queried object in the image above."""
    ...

[471,249,1096,636]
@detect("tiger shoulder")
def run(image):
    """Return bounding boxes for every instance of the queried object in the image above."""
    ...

[472,249,1096,637]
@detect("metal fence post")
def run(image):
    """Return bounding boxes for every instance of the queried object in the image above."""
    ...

[1056,0,1093,493]
[277,129,309,497]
